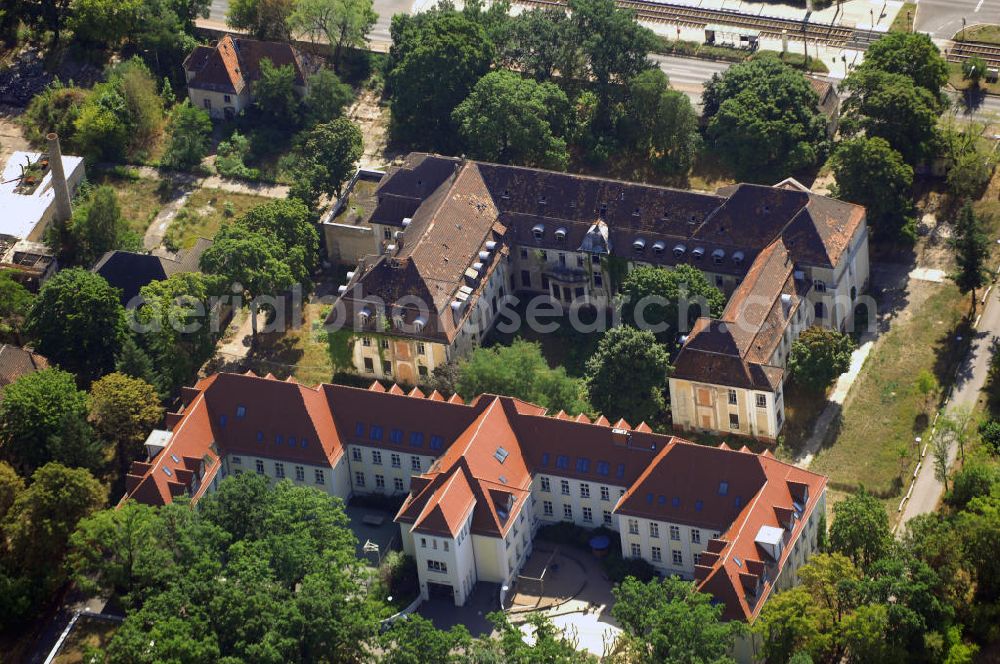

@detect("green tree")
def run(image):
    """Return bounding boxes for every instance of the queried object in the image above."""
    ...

[831,136,917,242]
[619,264,725,343]
[703,54,827,181]
[238,199,319,284]
[948,463,998,510]
[0,461,24,522]
[88,372,163,477]
[74,101,129,163]
[787,326,855,393]
[754,586,826,663]
[22,81,89,147]
[623,68,701,175]
[963,56,987,86]
[840,68,940,165]
[68,0,143,49]
[255,57,302,128]
[68,185,136,266]
[215,131,259,179]
[950,202,991,314]
[612,576,739,663]
[978,418,1000,456]
[828,489,892,571]
[859,31,949,98]
[957,492,1000,599]
[228,0,293,40]
[388,9,493,150]
[131,271,221,392]
[162,101,212,170]
[24,268,127,382]
[585,326,671,426]
[456,340,590,414]
[378,613,470,663]
[0,368,101,474]
[200,225,295,335]
[476,610,594,662]
[947,147,995,201]
[2,462,105,578]
[289,118,363,209]
[569,0,656,109]
[452,70,571,170]
[0,272,33,344]
[499,8,581,83]
[933,434,952,494]
[288,0,377,71]
[304,68,353,127]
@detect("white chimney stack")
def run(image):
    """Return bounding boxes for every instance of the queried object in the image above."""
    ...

[46,133,72,223]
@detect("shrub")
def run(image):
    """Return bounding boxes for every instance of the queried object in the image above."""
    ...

[378,551,419,603]
[978,419,1000,456]
[22,81,90,146]
[215,131,260,180]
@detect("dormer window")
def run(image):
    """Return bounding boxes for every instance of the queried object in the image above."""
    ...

[358,306,372,325]
[652,241,665,255]
[392,315,404,328]
[632,207,640,217]
[554,227,567,241]
[733,251,745,265]
[599,203,608,214]
[502,189,510,199]
[532,224,545,240]
[538,195,547,205]
[632,238,645,252]
[414,316,426,333]
[712,249,725,264]
[673,244,686,257]
[814,280,827,292]
[692,247,705,260]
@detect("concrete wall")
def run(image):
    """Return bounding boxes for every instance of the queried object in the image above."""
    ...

[186,87,251,120]
[324,222,374,266]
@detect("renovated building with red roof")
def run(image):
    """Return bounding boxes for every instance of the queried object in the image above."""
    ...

[122,370,826,640]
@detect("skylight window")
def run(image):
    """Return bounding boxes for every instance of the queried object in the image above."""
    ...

[370,425,383,441]
[430,435,443,450]
[616,463,625,478]
[672,497,681,508]
[734,496,744,508]
[301,438,308,448]
[718,481,729,496]
[355,422,365,437]
[576,457,590,473]
[171,454,180,463]
[391,429,403,444]
[646,493,654,504]
[695,500,704,512]
[163,467,173,477]
[658,495,666,505]
[734,556,743,568]
[236,405,246,418]
[495,447,510,463]
[596,461,609,476]
[256,431,264,442]
[556,455,569,469]
[541,453,550,467]
[289,437,296,447]
[410,431,424,447]
[275,435,283,445]
[219,415,227,427]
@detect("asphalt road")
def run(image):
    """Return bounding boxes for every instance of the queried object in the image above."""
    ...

[915,0,1000,39]
[649,53,733,108]
[898,284,1000,530]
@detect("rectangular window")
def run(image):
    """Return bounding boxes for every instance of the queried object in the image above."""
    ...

[670,525,680,541]
[556,455,569,470]
[563,504,573,520]
[416,342,426,355]
[600,486,610,501]
[650,522,659,538]
[372,450,382,465]
[582,507,593,523]
[203,98,211,109]
[756,393,768,408]
[362,336,372,347]
[421,538,426,548]
[380,338,389,349]
[352,447,362,462]
[692,529,701,544]
[255,460,264,474]
[443,541,449,552]
[375,474,385,489]
[672,550,683,566]
[628,519,639,535]
[543,500,553,517]
[314,469,325,485]
[521,270,531,288]
[382,360,392,375]
[427,560,447,573]
[729,413,740,429]
[393,477,404,492]
[275,462,285,479]
[411,456,421,471]
[370,426,383,441]
[363,357,374,373]
[652,546,662,563]
[560,479,570,495]
[576,457,590,473]
[418,365,428,377]
[596,461,609,476]
[391,453,401,468]
[390,429,403,444]
[630,543,641,558]
[232,456,242,465]
[728,389,737,405]
[354,472,365,487]
[580,483,590,499]
[223,94,231,102]
[594,274,603,287]
[235,405,245,418]
[540,477,550,492]
[603,510,612,526]
[430,435,443,450]
[295,466,304,481]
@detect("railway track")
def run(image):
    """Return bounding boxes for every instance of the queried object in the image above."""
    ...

[514,0,857,46]
[947,41,1000,68]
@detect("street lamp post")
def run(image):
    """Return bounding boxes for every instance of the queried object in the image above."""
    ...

[963,17,967,41]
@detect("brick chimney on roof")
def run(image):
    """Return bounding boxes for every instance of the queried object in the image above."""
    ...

[46,133,72,223]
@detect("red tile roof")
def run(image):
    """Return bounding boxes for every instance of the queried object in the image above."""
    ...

[121,371,825,623]
[183,35,306,95]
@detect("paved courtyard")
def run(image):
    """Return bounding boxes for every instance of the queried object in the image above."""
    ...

[344,504,399,566]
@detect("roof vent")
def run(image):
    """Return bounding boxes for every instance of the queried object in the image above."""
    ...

[346,270,356,280]
[692,247,705,259]
[494,447,509,463]
[472,262,484,272]
[337,285,347,295]
[532,224,545,239]
[386,244,397,253]
[712,249,725,263]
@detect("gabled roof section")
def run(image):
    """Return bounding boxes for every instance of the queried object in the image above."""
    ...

[184,35,306,94]
[0,344,49,392]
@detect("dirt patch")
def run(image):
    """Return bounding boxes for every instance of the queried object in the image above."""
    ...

[347,89,398,170]
[0,109,30,163]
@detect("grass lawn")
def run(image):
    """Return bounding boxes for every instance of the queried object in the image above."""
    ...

[957,23,1000,44]
[52,616,118,664]
[890,2,917,33]
[810,284,972,503]
[484,301,602,378]
[163,188,271,252]
[245,302,351,386]
[947,62,1000,96]
[92,169,169,236]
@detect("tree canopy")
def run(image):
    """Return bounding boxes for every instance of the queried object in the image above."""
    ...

[703,54,828,181]
[24,268,127,383]
[831,136,917,242]
[585,326,671,426]
[787,326,855,393]
[288,0,377,71]
[227,0,293,40]
[452,70,571,170]
[828,489,893,571]
[289,117,364,209]
[858,32,949,99]
[162,101,212,170]
[0,272,33,345]
[619,264,725,344]
[950,202,991,313]
[88,372,163,477]
[456,339,590,415]
[621,69,701,175]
